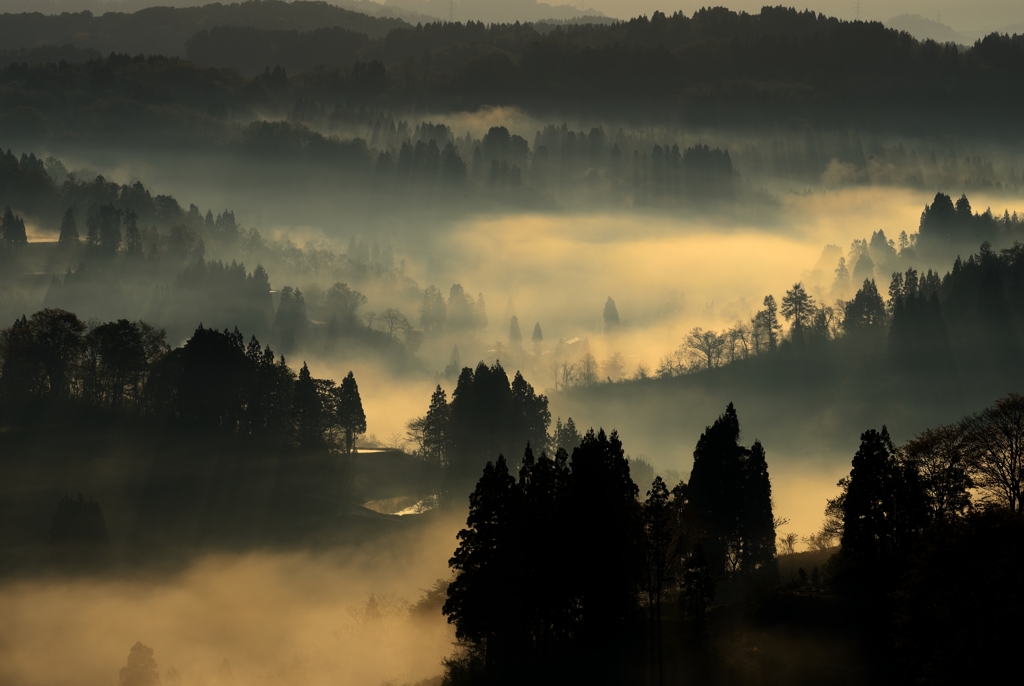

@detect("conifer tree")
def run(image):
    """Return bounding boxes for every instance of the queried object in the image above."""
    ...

[335,370,366,454]
[508,315,522,347]
[603,296,620,331]
[422,384,450,467]
[740,440,776,572]
[293,362,325,450]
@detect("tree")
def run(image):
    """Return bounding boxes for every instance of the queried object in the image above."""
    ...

[508,315,522,347]
[119,641,161,686]
[739,440,776,572]
[420,285,447,332]
[326,282,367,331]
[903,424,972,521]
[333,371,367,454]
[843,279,887,333]
[379,307,410,339]
[29,308,87,401]
[781,282,815,337]
[684,327,726,370]
[577,352,599,387]
[0,206,28,248]
[687,403,776,577]
[58,208,79,245]
[551,416,582,454]
[567,429,643,650]
[832,257,851,295]
[603,296,620,331]
[642,476,672,678]
[531,322,543,357]
[422,384,451,467]
[752,295,781,352]
[839,427,927,568]
[293,362,326,450]
[510,371,550,456]
[961,393,1024,513]
[444,456,520,670]
[687,403,746,574]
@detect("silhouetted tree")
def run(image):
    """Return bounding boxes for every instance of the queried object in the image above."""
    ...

[422,384,450,467]
[293,362,326,450]
[603,296,621,331]
[961,393,1024,513]
[551,416,581,454]
[781,282,815,342]
[333,370,366,454]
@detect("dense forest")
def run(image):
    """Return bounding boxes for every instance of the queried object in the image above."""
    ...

[3,4,1024,132]
[433,395,1024,684]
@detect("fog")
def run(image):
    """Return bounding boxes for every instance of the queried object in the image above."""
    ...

[0,540,460,686]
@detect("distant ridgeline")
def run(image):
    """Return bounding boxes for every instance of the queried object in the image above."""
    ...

[2,5,1024,132]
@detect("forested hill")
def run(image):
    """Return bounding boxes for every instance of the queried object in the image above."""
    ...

[0,0,409,56]
[3,6,1024,131]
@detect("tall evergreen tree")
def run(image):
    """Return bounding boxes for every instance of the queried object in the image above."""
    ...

[781,282,815,340]
[739,440,776,572]
[293,362,325,450]
[603,296,621,331]
[687,402,746,574]
[508,315,522,347]
[444,456,520,671]
[422,384,450,467]
[567,429,643,651]
[334,370,366,454]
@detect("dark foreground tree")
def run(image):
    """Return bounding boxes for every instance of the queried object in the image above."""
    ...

[333,370,366,454]
[686,403,776,577]
[444,430,644,682]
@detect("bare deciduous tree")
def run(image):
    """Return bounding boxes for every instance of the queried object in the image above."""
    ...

[684,327,726,370]
[961,393,1024,513]
[379,307,410,339]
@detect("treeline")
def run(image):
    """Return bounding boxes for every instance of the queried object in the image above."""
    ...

[0,147,212,227]
[0,0,406,56]
[441,403,776,682]
[0,308,368,453]
[4,7,1024,136]
[646,193,1024,397]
